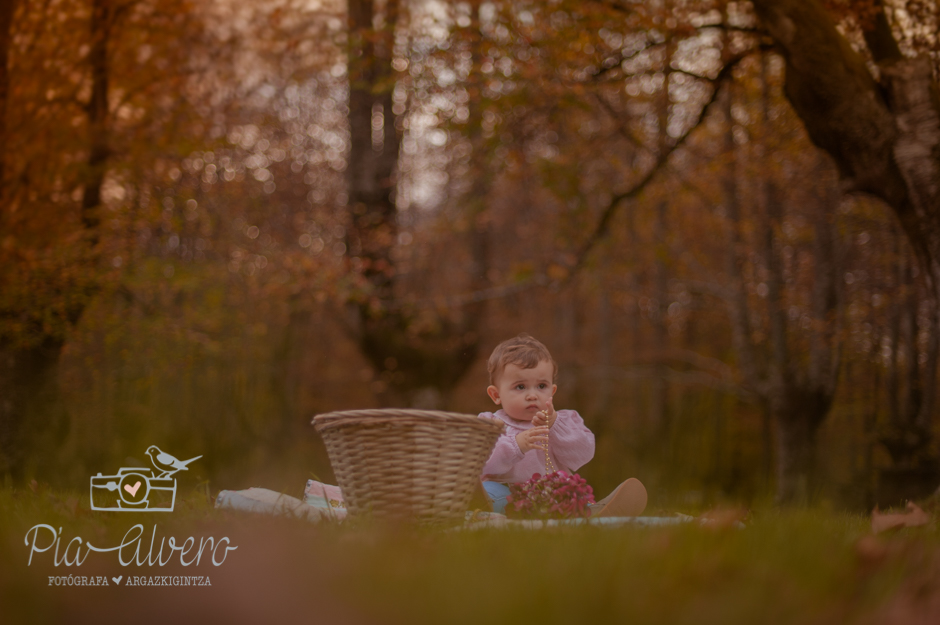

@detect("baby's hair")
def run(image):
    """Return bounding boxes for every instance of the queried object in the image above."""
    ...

[487,333,558,385]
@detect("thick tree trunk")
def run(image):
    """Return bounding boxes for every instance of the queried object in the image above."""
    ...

[344,0,485,407]
[750,0,940,298]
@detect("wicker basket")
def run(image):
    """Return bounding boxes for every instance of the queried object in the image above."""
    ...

[312,409,504,523]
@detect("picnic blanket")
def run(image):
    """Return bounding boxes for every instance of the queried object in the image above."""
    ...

[215,480,347,522]
[215,481,703,528]
[461,510,696,529]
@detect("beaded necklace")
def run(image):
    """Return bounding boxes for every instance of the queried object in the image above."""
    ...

[542,424,556,474]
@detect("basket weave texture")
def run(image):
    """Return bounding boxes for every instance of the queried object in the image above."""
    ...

[312,409,504,522]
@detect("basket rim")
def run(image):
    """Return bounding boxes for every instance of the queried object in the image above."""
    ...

[311,408,504,433]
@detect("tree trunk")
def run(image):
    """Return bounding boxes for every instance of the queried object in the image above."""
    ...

[771,164,841,504]
[0,0,17,191]
[0,339,64,477]
[877,227,939,500]
[756,53,776,487]
[0,0,17,473]
[346,0,399,302]
[724,83,761,389]
[750,0,940,300]
[886,231,904,428]
[650,200,670,442]
[920,293,939,431]
[343,0,486,408]
[82,0,111,242]
[722,49,842,503]
[0,0,110,477]
[595,279,612,416]
[773,404,819,504]
[271,297,312,439]
[650,17,673,449]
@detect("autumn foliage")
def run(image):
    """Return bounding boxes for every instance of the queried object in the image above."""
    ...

[0,0,939,509]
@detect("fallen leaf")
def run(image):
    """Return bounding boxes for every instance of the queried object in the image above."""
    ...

[872,501,931,534]
[699,507,748,529]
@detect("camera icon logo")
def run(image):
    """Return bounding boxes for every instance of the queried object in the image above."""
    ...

[90,446,201,512]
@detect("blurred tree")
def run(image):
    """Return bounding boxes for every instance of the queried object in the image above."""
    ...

[3,0,935,505]
[342,0,489,408]
[750,0,940,298]
[0,0,15,190]
[877,225,940,503]
[0,0,105,476]
[0,0,213,477]
[728,54,842,504]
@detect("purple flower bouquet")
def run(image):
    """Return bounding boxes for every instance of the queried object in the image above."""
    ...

[506,471,595,519]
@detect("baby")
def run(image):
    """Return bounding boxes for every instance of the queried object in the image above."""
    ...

[478,333,647,517]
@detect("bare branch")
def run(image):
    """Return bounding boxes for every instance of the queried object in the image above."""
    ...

[590,41,665,82]
[567,50,758,277]
[695,23,764,36]
[671,67,710,81]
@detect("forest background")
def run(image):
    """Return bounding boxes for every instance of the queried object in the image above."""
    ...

[2,0,940,511]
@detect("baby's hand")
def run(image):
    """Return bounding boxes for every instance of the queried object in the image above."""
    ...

[532,398,557,429]
[516,427,549,454]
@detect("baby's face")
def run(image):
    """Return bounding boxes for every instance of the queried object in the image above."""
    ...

[487,360,556,422]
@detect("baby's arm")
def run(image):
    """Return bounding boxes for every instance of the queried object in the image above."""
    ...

[481,432,526,476]
[549,410,595,472]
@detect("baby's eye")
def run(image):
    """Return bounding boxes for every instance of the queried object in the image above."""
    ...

[538,383,547,389]
[515,384,525,390]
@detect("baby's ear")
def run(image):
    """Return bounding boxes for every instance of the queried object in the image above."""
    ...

[486,385,501,404]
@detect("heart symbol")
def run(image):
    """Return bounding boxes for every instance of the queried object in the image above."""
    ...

[112,576,123,585]
[124,481,141,497]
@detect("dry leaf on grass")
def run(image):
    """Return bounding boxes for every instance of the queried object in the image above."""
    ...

[872,501,931,534]
[699,507,748,529]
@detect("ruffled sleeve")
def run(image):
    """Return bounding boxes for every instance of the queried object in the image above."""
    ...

[549,409,595,473]
[478,412,525,476]
[481,430,525,476]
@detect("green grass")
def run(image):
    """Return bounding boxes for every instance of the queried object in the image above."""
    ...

[0,485,937,625]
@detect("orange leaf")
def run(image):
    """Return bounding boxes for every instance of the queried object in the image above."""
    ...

[699,507,748,529]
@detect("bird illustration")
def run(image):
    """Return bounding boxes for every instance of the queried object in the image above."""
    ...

[145,446,202,478]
